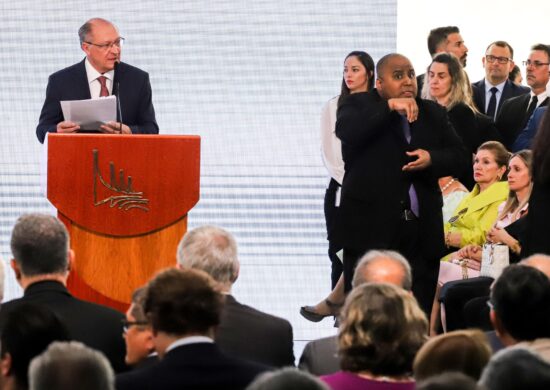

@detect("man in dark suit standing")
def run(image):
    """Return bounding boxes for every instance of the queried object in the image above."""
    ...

[496,44,550,149]
[0,214,127,373]
[177,226,295,368]
[472,41,530,120]
[116,268,270,390]
[334,53,466,314]
[36,18,158,143]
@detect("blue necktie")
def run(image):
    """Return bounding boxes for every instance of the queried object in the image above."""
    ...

[401,116,419,217]
[486,87,498,119]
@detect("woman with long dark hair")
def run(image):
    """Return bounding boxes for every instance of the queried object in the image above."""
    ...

[301,51,375,322]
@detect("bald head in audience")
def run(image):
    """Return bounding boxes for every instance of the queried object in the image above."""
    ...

[352,249,412,290]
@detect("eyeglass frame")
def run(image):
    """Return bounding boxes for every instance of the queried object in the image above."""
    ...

[121,318,149,334]
[84,37,125,51]
[485,55,512,65]
[522,59,550,68]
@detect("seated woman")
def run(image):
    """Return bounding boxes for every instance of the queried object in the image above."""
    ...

[321,283,428,390]
[440,150,532,332]
[429,141,510,334]
[440,176,469,223]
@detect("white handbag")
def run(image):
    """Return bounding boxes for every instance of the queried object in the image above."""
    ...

[480,243,509,279]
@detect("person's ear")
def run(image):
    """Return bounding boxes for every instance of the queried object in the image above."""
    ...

[0,353,12,377]
[376,78,382,90]
[10,259,21,282]
[67,249,76,272]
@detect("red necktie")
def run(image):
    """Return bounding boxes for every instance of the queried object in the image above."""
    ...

[98,76,109,97]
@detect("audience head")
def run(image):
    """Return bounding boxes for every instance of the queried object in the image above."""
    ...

[352,249,412,291]
[413,329,491,381]
[338,283,428,377]
[123,287,154,366]
[479,348,550,390]
[0,304,69,390]
[498,150,532,220]
[144,268,223,356]
[490,264,550,344]
[340,51,375,98]
[524,44,550,95]
[416,372,482,390]
[483,41,515,85]
[79,18,121,74]
[376,53,417,99]
[508,64,522,85]
[10,214,71,283]
[521,253,550,277]
[422,52,475,111]
[28,341,114,390]
[473,141,510,189]
[427,26,468,66]
[177,225,239,292]
[245,367,329,390]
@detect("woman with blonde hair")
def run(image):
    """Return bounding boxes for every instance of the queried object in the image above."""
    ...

[321,283,428,390]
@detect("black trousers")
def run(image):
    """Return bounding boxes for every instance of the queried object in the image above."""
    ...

[324,178,343,289]
[342,218,438,316]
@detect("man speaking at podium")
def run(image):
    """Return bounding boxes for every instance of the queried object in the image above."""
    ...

[36,18,158,143]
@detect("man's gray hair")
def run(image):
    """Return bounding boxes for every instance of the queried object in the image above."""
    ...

[177,225,239,285]
[28,341,115,390]
[246,367,329,390]
[352,249,412,290]
[479,348,550,390]
[78,18,115,44]
[10,213,69,277]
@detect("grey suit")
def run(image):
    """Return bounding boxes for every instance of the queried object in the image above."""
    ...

[298,335,339,376]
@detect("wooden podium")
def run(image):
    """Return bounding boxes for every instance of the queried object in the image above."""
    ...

[47,134,200,312]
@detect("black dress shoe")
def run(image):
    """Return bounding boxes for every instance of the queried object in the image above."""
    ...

[299,299,342,323]
[300,305,330,322]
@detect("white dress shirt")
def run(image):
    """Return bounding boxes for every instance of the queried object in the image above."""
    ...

[85,58,114,98]
[484,79,506,115]
[320,95,344,185]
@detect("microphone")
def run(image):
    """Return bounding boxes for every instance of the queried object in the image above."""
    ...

[113,60,123,133]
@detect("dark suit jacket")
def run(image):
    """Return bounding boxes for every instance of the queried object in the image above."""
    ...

[298,335,339,376]
[215,295,294,367]
[523,180,550,257]
[36,59,159,143]
[496,94,549,149]
[115,342,270,390]
[333,90,466,264]
[472,79,530,118]
[0,281,127,372]
[513,106,547,151]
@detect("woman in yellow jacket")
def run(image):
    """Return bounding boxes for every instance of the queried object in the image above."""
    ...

[431,141,510,334]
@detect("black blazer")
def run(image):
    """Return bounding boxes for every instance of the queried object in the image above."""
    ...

[333,90,467,261]
[0,281,127,373]
[471,79,530,118]
[36,59,159,143]
[523,180,550,256]
[115,342,270,390]
[496,94,549,149]
[215,295,294,367]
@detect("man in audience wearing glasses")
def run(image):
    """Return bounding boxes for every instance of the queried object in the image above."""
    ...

[472,41,530,120]
[36,17,158,143]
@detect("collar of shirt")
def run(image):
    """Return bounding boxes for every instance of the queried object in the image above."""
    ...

[531,90,548,107]
[165,335,214,353]
[85,58,114,97]
[484,79,506,96]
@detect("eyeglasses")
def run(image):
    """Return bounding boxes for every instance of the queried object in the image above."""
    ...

[85,37,125,51]
[485,55,511,64]
[523,59,550,68]
[121,319,148,334]
[448,207,468,224]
